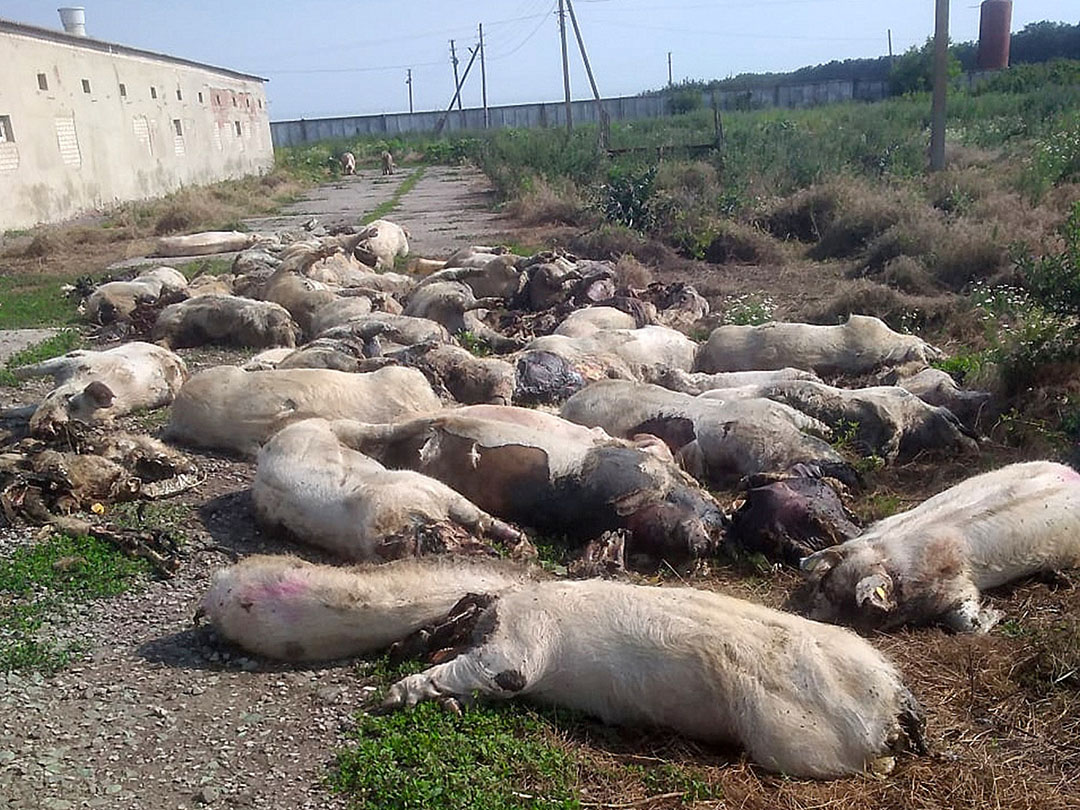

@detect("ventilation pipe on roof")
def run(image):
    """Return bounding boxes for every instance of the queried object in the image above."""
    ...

[58,7,87,37]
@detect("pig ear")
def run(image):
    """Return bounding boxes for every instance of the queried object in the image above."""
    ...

[855,572,895,612]
[800,547,842,574]
[82,381,115,409]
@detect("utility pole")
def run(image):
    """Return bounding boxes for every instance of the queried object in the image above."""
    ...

[668,51,673,86]
[435,44,480,136]
[930,0,949,171]
[565,0,606,144]
[557,0,572,132]
[449,39,463,111]
[406,69,414,114]
[887,29,894,66]
[479,23,489,129]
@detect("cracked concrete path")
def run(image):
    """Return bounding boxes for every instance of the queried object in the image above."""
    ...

[244,164,510,258]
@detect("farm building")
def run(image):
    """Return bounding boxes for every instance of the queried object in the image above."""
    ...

[0,10,272,230]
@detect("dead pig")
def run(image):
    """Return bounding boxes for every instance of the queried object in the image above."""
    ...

[331,404,726,566]
[165,365,441,457]
[202,554,926,779]
[695,314,943,377]
[16,342,188,437]
[794,461,1080,633]
[152,295,300,350]
[253,419,530,561]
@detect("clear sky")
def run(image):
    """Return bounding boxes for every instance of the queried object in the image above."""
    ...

[3,1,1077,120]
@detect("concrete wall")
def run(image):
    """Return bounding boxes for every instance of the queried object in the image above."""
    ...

[0,22,273,230]
[270,79,890,147]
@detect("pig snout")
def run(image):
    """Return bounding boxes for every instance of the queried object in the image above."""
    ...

[625,491,726,565]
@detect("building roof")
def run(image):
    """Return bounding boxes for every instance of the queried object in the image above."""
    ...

[0,16,268,83]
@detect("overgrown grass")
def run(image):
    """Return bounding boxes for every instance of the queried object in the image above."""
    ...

[0,534,150,672]
[360,167,426,225]
[0,329,81,386]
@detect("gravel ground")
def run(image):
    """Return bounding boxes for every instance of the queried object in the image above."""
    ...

[0,391,374,810]
[0,166,509,809]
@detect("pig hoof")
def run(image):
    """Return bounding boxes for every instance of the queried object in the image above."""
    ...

[380,673,445,712]
[977,607,1004,633]
[439,696,463,715]
[868,756,896,777]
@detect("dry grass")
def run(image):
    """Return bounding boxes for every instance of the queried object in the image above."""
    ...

[612,253,654,288]
[568,224,683,268]
[507,177,591,227]
[810,279,970,334]
[702,220,789,265]
[113,169,308,236]
[756,170,1067,294]
[0,169,309,281]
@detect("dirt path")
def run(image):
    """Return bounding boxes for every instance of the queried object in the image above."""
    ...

[0,167,513,810]
[242,164,510,258]
[390,165,510,257]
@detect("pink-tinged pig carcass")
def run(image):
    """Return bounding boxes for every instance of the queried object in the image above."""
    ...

[794,461,1080,632]
[201,554,925,778]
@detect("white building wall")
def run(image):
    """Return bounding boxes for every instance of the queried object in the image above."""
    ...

[0,22,273,230]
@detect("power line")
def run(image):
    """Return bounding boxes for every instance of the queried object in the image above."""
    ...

[596,19,882,42]
[264,11,553,61]
[488,2,557,61]
[262,60,445,76]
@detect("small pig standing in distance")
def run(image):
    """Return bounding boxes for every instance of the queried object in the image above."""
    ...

[340,152,356,175]
[381,150,396,176]
[794,461,1080,632]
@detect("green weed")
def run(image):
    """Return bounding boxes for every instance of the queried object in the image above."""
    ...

[331,702,579,810]
[183,257,235,279]
[108,501,194,538]
[721,293,775,326]
[0,534,150,672]
[458,331,493,357]
[0,275,81,329]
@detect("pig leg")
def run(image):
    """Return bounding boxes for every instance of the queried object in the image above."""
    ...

[381,602,549,711]
[942,595,1003,634]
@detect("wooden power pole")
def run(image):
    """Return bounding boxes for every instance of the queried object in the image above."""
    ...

[557,0,573,132]
[479,23,489,129]
[668,51,673,86]
[449,39,463,111]
[930,0,949,171]
[435,45,480,136]
[406,69,413,114]
[565,0,607,145]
